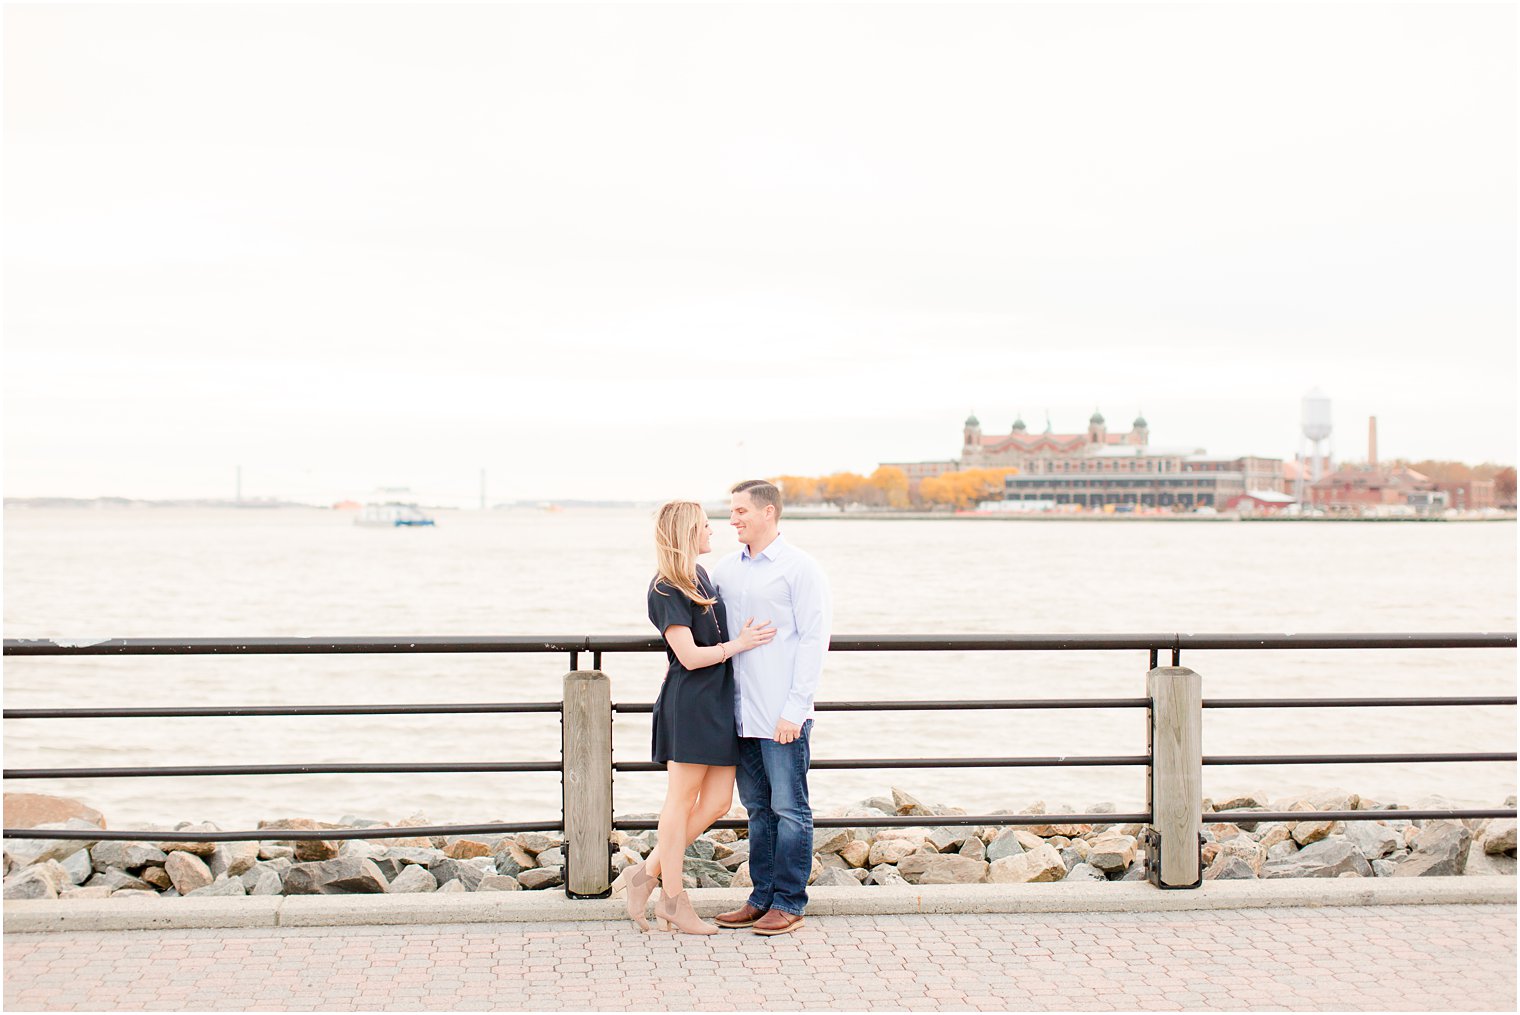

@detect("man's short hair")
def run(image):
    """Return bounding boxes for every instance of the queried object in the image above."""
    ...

[731,479,783,519]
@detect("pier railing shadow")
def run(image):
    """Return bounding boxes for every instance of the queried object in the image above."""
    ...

[5,632,1515,895]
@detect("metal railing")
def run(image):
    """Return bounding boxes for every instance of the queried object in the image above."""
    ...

[4,632,1515,894]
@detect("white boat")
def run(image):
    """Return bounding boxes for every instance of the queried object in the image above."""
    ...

[355,502,436,528]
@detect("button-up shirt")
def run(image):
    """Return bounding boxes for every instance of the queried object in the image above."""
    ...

[712,532,832,739]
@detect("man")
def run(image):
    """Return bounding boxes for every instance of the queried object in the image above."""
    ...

[711,479,832,936]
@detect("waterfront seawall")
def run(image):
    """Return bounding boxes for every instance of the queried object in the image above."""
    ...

[6,787,1515,907]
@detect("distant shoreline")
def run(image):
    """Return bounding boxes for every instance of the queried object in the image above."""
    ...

[1,498,647,512]
[6,498,1515,523]
[782,510,1518,523]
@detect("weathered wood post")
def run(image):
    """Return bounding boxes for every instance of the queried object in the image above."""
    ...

[1143,665,1203,888]
[562,669,612,898]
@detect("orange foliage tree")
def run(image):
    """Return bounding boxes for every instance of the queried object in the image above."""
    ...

[918,468,1020,510]
[767,466,915,510]
[821,472,869,509]
[1494,467,1517,504]
[868,466,910,509]
[771,475,822,504]
[1406,460,1474,483]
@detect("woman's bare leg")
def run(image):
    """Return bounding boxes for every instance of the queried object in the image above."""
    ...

[655,762,708,895]
[648,765,736,881]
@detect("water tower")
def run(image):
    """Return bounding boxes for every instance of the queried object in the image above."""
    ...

[1296,388,1333,504]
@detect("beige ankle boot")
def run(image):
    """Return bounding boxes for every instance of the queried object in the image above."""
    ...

[654,889,718,935]
[609,860,657,931]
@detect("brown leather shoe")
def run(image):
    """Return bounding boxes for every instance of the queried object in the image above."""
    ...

[713,902,767,928]
[751,909,806,936]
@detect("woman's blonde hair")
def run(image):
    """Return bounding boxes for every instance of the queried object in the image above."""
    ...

[653,500,716,610]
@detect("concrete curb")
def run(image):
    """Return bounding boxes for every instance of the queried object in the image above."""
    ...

[5,878,1514,934]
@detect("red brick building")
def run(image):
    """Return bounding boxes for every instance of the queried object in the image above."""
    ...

[1434,479,1496,511]
[882,412,1285,509]
[1308,465,1435,510]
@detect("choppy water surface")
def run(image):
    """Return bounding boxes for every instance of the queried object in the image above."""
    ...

[4,507,1515,828]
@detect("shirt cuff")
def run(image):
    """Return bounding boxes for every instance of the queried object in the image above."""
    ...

[780,705,811,726]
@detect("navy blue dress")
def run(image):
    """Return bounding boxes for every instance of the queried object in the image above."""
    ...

[647,566,740,767]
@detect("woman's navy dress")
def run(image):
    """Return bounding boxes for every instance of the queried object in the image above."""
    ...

[647,565,739,767]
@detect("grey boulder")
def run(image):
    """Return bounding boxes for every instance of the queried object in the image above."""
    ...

[59,849,93,886]
[164,851,215,894]
[1264,839,1371,879]
[517,867,563,890]
[430,858,486,891]
[91,841,169,873]
[1393,822,1472,878]
[1204,855,1258,880]
[388,865,439,893]
[682,857,732,887]
[985,828,1026,862]
[4,819,104,866]
[4,867,60,900]
[1062,863,1107,882]
[812,868,862,887]
[1343,822,1401,860]
[186,876,246,898]
[284,857,390,894]
[895,853,989,885]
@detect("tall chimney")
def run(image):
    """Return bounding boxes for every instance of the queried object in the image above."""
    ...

[1368,416,1378,469]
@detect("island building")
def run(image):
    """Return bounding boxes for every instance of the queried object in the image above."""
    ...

[882,411,1285,511]
[1304,418,1496,512]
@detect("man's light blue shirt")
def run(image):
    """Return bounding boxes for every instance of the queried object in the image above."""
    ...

[712,532,832,739]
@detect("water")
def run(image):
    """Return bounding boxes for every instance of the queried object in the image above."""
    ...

[4,507,1515,829]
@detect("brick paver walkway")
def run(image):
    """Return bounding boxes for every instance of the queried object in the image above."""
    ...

[4,904,1514,1011]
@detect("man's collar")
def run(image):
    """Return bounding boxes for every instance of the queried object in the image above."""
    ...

[740,531,787,562]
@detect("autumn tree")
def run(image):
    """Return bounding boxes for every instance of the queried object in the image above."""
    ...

[868,466,910,509]
[918,468,1019,509]
[770,475,822,504]
[1406,460,1473,484]
[822,471,869,509]
[1494,467,1517,505]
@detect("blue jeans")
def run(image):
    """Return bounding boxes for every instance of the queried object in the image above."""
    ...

[736,720,813,916]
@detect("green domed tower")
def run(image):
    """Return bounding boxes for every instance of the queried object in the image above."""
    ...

[1087,409,1107,444]
[963,413,983,458]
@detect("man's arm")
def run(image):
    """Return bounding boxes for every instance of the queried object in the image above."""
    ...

[777,556,832,737]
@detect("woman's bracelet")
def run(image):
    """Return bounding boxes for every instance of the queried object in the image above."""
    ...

[719,642,731,662]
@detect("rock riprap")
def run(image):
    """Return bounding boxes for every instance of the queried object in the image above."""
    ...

[3,791,1515,901]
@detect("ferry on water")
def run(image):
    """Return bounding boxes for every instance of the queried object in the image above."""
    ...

[355,502,437,528]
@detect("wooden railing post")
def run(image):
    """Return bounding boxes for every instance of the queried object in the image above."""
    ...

[562,669,612,898]
[1143,665,1203,888]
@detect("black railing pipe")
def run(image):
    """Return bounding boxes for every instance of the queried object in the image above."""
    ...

[1208,809,1515,824]
[4,762,563,779]
[614,754,1151,772]
[1,822,563,842]
[1202,752,1514,766]
[613,697,1153,714]
[613,812,1152,831]
[9,631,1514,656]
[1203,696,1517,709]
[2,703,564,719]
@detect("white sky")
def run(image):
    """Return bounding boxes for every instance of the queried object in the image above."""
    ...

[4,3,1515,505]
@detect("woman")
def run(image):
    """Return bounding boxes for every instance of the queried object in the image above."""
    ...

[610,500,774,933]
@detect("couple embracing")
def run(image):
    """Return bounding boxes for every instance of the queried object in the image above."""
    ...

[613,480,831,936]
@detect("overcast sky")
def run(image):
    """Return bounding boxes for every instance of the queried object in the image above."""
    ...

[4,3,1514,505]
